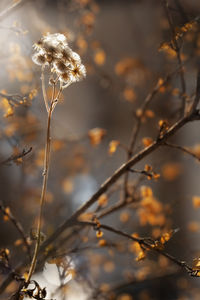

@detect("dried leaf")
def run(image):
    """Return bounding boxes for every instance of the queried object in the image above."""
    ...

[142,137,153,147]
[123,88,136,102]
[62,178,74,194]
[94,49,106,66]
[192,196,200,208]
[193,258,200,271]
[136,250,146,261]
[98,239,106,247]
[119,211,130,223]
[88,128,106,146]
[96,230,103,238]
[98,194,108,207]
[108,140,120,155]
[117,294,133,300]
[162,163,182,181]
[3,207,11,221]
[188,221,199,232]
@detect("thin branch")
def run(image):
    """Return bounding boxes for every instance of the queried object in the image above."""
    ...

[77,221,193,275]
[0,147,32,166]
[107,270,182,296]
[191,66,200,111]
[174,0,189,23]
[0,92,28,106]
[122,67,181,202]
[162,0,187,116]
[98,198,138,219]
[41,67,49,113]
[163,142,200,161]
[0,202,31,262]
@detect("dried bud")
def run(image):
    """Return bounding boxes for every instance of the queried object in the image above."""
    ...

[32,52,46,66]
[69,63,87,82]
[54,60,69,73]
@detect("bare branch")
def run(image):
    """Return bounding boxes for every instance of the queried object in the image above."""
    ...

[0,202,31,262]
[162,0,187,116]
[122,67,181,202]
[0,92,28,107]
[0,147,32,166]
[191,66,200,111]
[77,221,193,275]
[163,142,200,161]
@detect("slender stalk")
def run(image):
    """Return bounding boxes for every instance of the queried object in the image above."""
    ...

[26,84,57,283]
[41,67,49,113]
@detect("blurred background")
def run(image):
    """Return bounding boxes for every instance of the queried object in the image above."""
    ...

[0,0,200,299]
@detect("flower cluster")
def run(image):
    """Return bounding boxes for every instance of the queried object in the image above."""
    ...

[32,33,86,88]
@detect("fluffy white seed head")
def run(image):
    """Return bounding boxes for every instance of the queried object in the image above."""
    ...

[69,63,87,83]
[32,32,86,88]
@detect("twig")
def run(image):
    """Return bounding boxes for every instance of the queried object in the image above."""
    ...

[163,142,200,161]
[191,66,200,111]
[162,0,187,116]
[41,67,49,113]
[97,197,139,220]
[122,67,181,202]
[0,147,32,166]
[174,0,188,23]
[107,270,182,295]
[0,92,28,106]
[77,221,193,275]
[0,202,31,261]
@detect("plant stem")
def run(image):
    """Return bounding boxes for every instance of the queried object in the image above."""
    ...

[26,85,56,283]
[41,67,49,113]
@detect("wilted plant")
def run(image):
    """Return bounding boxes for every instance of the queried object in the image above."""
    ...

[26,32,86,285]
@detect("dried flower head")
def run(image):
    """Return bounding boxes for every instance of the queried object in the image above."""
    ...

[32,51,46,66]
[32,32,86,89]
